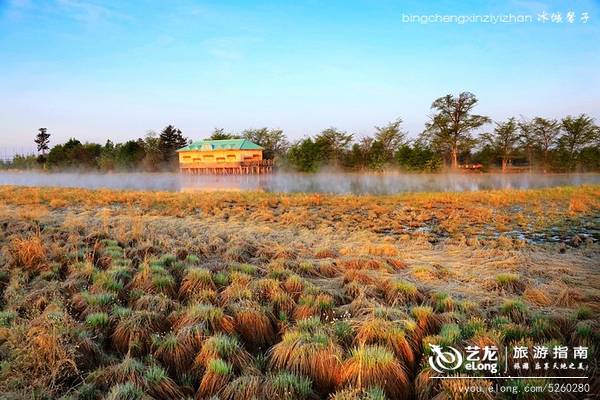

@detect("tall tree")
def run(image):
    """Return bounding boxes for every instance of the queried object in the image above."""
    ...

[287,137,321,172]
[314,127,353,165]
[560,114,599,171]
[34,128,51,154]
[158,125,188,166]
[481,117,520,171]
[518,118,536,169]
[423,92,490,169]
[347,137,374,169]
[115,139,146,170]
[374,118,406,162]
[142,132,163,172]
[242,128,289,160]
[531,117,560,173]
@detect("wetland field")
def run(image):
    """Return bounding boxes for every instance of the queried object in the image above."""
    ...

[0,184,598,399]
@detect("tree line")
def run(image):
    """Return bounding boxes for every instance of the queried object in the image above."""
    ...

[3,92,599,173]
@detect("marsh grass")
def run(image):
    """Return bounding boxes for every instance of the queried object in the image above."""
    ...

[151,330,199,375]
[340,345,410,400]
[143,364,183,400]
[230,302,275,348]
[197,358,233,398]
[221,374,263,400]
[10,234,47,272]
[112,310,164,354]
[194,333,255,373]
[354,317,415,369]
[269,319,342,392]
[85,312,110,329]
[492,273,525,294]
[263,371,315,400]
[330,387,386,400]
[0,185,597,398]
[500,298,529,324]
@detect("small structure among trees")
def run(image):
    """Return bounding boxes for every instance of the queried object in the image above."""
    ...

[177,139,273,174]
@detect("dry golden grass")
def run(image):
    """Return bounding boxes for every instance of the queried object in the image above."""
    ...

[112,310,165,354]
[10,234,47,272]
[230,302,275,348]
[523,286,552,306]
[221,374,263,400]
[197,358,232,399]
[193,333,255,373]
[2,303,79,395]
[340,345,410,400]
[354,317,416,369]
[269,321,342,392]
[0,185,598,399]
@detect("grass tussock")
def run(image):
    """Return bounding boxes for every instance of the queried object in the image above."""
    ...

[269,318,342,392]
[340,345,410,400]
[491,272,525,294]
[10,234,47,272]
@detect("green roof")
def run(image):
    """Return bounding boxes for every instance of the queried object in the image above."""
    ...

[178,139,263,152]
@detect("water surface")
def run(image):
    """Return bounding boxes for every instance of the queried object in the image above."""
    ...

[1,171,599,194]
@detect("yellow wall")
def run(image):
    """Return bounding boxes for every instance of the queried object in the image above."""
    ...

[179,149,262,164]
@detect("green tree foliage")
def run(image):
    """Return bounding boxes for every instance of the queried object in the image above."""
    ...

[559,114,599,171]
[115,140,147,170]
[480,117,520,171]
[314,127,353,166]
[374,118,406,163]
[4,154,38,170]
[242,128,289,160]
[158,125,188,167]
[531,117,561,172]
[518,118,536,168]
[344,138,388,171]
[209,128,240,140]
[396,139,442,172]
[98,140,116,171]
[287,138,322,172]
[344,138,375,170]
[423,92,491,169]
[47,138,102,169]
[578,146,600,171]
[142,132,164,172]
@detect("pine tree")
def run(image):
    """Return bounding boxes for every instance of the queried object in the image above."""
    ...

[158,125,188,165]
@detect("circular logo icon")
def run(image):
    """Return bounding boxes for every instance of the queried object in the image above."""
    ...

[428,344,463,373]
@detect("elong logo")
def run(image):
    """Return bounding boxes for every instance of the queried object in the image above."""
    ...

[428,344,463,373]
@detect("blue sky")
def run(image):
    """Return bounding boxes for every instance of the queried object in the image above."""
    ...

[1,0,599,149]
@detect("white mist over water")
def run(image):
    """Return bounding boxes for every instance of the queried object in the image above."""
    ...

[0,171,599,194]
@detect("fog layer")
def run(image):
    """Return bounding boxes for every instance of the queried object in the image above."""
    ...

[1,171,599,194]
